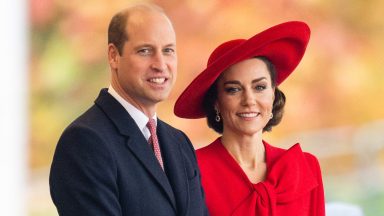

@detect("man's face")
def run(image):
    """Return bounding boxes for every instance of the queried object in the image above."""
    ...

[110,11,177,115]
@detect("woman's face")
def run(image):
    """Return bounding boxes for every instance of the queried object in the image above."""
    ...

[216,58,275,137]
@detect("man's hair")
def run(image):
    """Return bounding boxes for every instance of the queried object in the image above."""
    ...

[107,4,166,55]
[202,56,286,134]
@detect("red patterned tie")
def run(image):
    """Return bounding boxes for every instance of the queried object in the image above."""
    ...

[147,118,164,170]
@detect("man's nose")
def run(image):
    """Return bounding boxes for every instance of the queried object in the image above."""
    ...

[151,52,166,72]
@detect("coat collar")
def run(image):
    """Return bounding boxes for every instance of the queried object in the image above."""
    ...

[94,89,177,211]
[157,122,189,215]
[212,138,319,215]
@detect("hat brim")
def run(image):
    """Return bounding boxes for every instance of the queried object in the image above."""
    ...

[174,21,310,119]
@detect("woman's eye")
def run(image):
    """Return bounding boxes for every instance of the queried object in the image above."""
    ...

[224,87,240,94]
[255,85,267,91]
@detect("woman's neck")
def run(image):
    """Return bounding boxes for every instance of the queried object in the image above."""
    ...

[221,130,265,170]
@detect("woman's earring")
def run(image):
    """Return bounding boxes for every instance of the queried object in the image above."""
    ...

[215,109,221,122]
[270,113,274,119]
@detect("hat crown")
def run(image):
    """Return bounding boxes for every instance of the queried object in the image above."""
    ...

[174,21,310,119]
[207,39,245,66]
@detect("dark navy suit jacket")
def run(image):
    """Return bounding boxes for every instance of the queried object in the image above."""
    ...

[49,89,208,216]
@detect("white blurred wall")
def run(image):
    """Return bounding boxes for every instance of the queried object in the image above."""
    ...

[0,0,28,215]
[326,202,365,216]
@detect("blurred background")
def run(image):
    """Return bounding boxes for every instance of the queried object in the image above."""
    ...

[26,0,384,215]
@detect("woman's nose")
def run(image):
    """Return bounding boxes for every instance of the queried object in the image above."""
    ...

[241,90,256,106]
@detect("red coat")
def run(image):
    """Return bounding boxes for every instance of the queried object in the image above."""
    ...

[196,138,325,216]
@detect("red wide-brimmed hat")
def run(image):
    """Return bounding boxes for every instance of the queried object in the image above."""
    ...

[174,21,310,119]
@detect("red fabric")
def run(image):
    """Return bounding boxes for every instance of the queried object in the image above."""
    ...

[147,119,164,170]
[174,21,310,119]
[196,138,325,216]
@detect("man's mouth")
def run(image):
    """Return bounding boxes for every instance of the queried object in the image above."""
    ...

[148,77,167,84]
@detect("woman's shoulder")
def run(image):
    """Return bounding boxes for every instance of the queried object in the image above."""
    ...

[195,138,227,170]
[196,137,221,156]
[264,141,321,169]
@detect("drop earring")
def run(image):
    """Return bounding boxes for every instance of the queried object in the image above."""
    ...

[215,108,221,122]
[270,113,274,119]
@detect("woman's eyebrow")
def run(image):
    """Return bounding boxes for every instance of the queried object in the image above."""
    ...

[223,77,267,85]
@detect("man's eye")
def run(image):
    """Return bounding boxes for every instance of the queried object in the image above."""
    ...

[137,48,151,55]
[163,48,175,55]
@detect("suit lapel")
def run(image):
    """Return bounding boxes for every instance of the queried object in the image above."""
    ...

[124,132,177,209]
[94,89,177,210]
[157,120,189,216]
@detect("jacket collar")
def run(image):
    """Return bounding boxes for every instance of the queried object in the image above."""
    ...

[94,89,178,211]
[157,122,189,215]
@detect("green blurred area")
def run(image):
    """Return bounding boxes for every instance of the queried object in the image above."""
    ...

[30,0,384,215]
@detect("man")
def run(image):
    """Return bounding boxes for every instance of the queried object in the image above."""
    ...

[49,4,208,216]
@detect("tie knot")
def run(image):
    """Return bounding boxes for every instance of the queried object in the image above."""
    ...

[147,118,156,134]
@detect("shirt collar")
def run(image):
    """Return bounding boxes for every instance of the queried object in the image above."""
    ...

[108,85,157,140]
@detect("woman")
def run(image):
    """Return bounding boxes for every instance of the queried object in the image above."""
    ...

[174,21,325,215]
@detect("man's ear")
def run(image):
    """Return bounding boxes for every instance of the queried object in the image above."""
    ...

[108,44,120,70]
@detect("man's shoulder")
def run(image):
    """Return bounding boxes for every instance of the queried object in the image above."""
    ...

[157,119,195,150]
[61,103,116,140]
[70,104,105,127]
[157,119,182,134]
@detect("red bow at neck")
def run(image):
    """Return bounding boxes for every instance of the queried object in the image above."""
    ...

[232,144,319,216]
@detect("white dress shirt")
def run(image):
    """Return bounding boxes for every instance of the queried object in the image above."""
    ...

[108,85,157,141]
